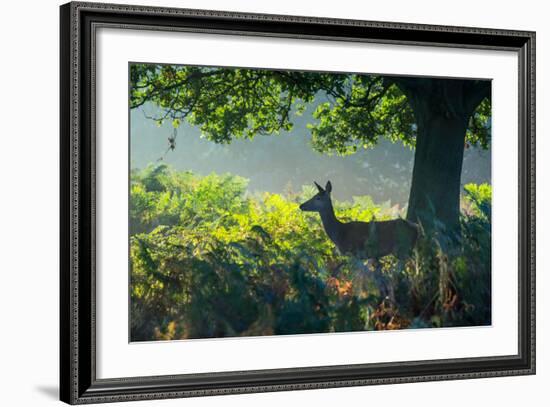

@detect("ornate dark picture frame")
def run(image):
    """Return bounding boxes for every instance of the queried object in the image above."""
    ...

[60,1,535,404]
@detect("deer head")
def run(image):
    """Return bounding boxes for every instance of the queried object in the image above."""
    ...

[299,181,333,212]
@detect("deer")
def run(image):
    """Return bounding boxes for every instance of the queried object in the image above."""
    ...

[299,181,420,301]
[299,181,419,259]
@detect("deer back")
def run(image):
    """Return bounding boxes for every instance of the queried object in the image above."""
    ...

[337,218,418,259]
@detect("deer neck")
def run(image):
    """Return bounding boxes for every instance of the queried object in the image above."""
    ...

[319,204,341,243]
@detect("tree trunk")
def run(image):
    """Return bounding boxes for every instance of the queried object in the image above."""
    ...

[398,79,483,233]
[406,111,467,232]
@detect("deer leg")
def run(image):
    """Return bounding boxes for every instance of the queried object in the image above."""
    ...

[355,258,395,304]
[368,259,385,297]
[366,258,383,292]
[371,259,396,305]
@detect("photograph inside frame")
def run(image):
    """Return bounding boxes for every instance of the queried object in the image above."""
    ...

[128,63,492,342]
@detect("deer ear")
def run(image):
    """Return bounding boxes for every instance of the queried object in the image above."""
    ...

[325,181,332,193]
[314,181,324,192]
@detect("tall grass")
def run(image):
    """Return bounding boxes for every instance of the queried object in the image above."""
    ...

[130,164,491,341]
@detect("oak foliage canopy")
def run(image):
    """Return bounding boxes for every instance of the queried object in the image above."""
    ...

[130,64,491,231]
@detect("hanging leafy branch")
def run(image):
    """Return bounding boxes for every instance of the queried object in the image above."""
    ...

[130,64,491,155]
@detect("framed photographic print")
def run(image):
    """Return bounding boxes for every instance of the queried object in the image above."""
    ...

[60,1,536,404]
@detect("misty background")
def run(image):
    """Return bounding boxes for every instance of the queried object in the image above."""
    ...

[131,102,490,207]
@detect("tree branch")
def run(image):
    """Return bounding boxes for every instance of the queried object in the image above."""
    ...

[463,80,491,116]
